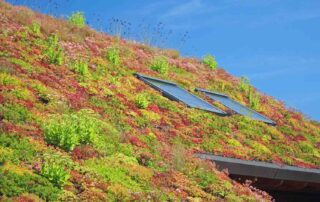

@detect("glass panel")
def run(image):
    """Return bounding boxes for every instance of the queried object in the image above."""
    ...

[135,74,226,115]
[197,88,275,124]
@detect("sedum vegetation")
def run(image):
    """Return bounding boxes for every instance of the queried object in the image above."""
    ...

[203,54,218,69]
[40,161,70,188]
[43,109,103,151]
[106,47,121,65]
[135,93,150,109]
[150,56,170,74]
[68,11,86,28]
[43,34,64,65]
[0,1,319,201]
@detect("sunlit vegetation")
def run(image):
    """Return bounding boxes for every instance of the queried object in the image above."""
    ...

[70,59,91,81]
[40,161,70,188]
[249,88,260,110]
[42,109,103,151]
[135,93,150,109]
[43,35,64,65]
[240,76,261,109]
[106,47,121,65]
[203,54,218,69]
[0,133,37,164]
[68,12,86,28]
[0,169,61,201]
[29,22,41,35]
[0,72,21,86]
[0,103,31,124]
[240,76,250,94]
[150,56,170,74]
[0,1,318,201]
[84,153,153,198]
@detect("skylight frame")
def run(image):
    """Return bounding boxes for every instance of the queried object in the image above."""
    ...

[134,73,227,115]
[196,88,275,125]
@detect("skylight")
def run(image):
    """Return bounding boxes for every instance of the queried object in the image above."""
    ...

[135,74,227,115]
[196,88,275,125]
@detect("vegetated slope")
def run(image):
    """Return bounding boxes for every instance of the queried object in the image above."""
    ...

[0,1,319,201]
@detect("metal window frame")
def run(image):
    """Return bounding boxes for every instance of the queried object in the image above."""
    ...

[195,88,275,125]
[196,153,320,184]
[134,73,227,115]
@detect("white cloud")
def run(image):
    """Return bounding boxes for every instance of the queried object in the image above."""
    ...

[248,9,320,27]
[225,54,320,80]
[160,0,204,19]
[159,0,320,30]
[247,67,303,80]
[135,1,170,16]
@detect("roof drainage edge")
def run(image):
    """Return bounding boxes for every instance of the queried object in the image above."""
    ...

[196,153,320,184]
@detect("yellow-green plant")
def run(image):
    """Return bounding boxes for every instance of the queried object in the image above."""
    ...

[150,56,169,74]
[68,12,86,28]
[43,109,103,151]
[29,22,41,35]
[240,76,250,94]
[40,162,70,188]
[0,133,36,164]
[84,153,153,195]
[70,59,89,76]
[106,47,121,65]
[203,54,218,69]
[239,77,260,109]
[135,94,150,109]
[44,35,64,65]
[0,169,61,201]
[0,103,31,124]
[248,88,260,110]
[0,72,21,86]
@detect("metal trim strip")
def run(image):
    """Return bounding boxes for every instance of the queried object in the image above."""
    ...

[196,153,320,183]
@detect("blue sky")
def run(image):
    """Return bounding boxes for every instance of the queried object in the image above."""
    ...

[8,0,320,121]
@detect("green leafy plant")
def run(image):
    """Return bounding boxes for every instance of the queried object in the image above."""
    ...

[135,94,150,109]
[239,77,260,110]
[43,109,103,151]
[40,162,70,188]
[70,59,89,76]
[68,12,86,28]
[106,47,121,65]
[248,88,260,110]
[29,22,41,35]
[44,35,64,65]
[240,76,250,94]
[150,56,169,74]
[203,54,218,69]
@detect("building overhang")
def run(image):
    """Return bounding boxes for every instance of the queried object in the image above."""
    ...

[196,153,320,193]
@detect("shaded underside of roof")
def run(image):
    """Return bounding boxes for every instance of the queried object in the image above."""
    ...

[196,153,320,192]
